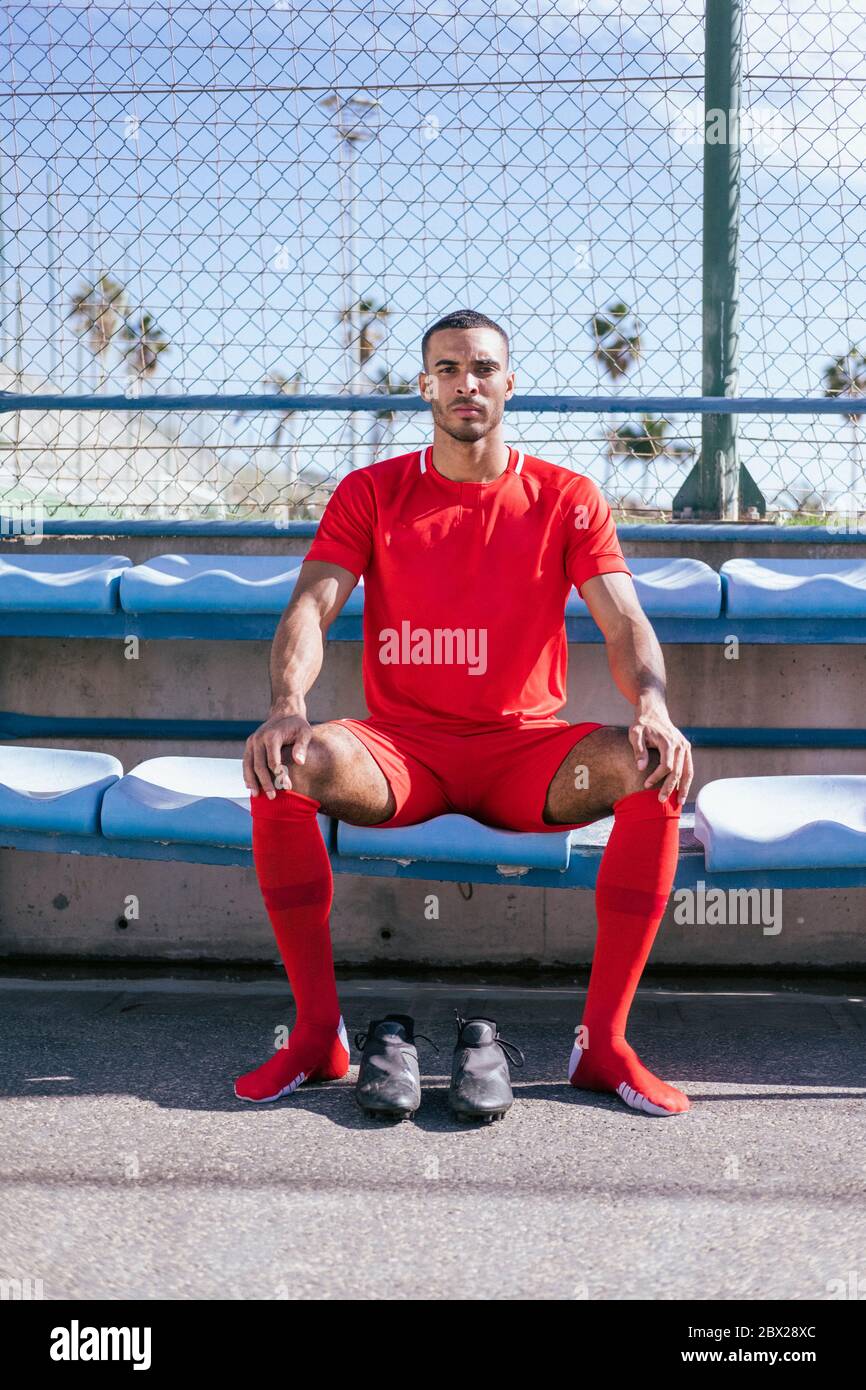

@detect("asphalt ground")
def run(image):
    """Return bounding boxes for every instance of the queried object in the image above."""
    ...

[1,971,864,1301]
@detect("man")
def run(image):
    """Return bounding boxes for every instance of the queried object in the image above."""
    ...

[238,308,694,1116]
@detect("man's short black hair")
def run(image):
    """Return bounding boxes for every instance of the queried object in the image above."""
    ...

[421,309,509,371]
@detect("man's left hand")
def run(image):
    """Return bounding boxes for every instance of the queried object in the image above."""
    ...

[629,707,693,805]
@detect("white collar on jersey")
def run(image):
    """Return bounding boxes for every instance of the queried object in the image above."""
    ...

[419,444,524,476]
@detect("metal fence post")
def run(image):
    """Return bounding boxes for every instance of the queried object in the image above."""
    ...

[674,0,765,519]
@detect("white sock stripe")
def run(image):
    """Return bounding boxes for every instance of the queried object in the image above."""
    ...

[236,1016,350,1103]
[234,1068,308,1104]
[616,1081,673,1117]
[272,1070,307,1100]
[567,1041,584,1081]
[570,1044,678,1115]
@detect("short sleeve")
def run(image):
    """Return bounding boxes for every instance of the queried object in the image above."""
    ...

[562,475,632,594]
[304,469,375,580]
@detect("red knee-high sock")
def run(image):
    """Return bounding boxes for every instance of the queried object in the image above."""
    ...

[569,786,689,1114]
[234,789,349,1102]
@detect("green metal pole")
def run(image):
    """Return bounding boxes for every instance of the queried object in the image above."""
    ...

[673,0,764,518]
[703,0,740,518]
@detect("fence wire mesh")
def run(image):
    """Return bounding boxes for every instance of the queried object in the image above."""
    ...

[0,1,864,520]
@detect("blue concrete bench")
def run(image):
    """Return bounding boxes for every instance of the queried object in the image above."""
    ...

[2,554,865,752]
[0,746,123,834]
[693,775,866,871]
[0,554,131,616]
[120,555,721,617]
[1,747,865,892]
[722,558,866,619]
[0,553,721,640]
[2,552,866,641]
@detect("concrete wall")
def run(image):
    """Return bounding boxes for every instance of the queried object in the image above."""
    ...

[1,530,865,967]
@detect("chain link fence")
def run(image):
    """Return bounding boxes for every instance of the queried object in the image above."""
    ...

[0,0,864,520]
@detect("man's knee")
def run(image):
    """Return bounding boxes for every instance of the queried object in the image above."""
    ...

[284,729,341,798]
[610,728,661,799]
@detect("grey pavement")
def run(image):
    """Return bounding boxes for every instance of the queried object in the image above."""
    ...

[1,972,864,1301]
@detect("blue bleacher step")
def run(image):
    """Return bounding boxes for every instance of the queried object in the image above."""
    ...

[0,554,131,612]
[722,558,866,618]
[338,808,699,875]
[120,555,301,614]
[100,756,329,848]
[119,554,715,619]
[340,813,584,872]
[694,775,866,871]
[567,557,721,617]
[0,746,123,834]
[119,555,363,615]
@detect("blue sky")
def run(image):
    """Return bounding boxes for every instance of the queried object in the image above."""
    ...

[1,0,865,505]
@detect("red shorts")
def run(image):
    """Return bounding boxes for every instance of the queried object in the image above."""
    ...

[332,717,607,833]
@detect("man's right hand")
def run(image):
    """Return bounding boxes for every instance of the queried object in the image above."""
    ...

[243,710,314,799]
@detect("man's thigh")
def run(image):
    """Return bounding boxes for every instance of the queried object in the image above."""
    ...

[466,722,660,832]
[542,724,660,825]
[288,718,452,828]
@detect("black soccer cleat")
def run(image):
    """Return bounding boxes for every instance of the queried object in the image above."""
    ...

[354,1013,438,1122]
[448,1012,525,1123]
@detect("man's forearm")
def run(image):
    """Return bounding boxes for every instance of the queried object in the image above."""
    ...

[268,599,325,716]
[604,615,668,711]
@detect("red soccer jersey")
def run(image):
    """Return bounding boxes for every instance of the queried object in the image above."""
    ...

[303,442,632,731]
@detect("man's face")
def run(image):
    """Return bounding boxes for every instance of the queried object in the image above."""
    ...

[419,327,514,441]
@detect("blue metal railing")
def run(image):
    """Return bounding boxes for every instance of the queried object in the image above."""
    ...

[1,392,862,416]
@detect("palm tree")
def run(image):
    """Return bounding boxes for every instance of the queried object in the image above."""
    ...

[337,296,389,469]
[119,312,171,511]
[119,311,170,385]
[609,414,694,462]
[591,301,641,381]
[823,347,866,512]
[69,275,128,391]
[608,414,695,513]
[369,367,413,462]
[322,90,380,472]
[337,296,390,381]
[589,301,642,493]
[68,275,128,496]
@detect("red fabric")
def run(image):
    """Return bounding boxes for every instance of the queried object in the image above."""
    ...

[250,787,341,1026]
[234,789,347,1102]
[571,786,690,1113]
[304,444,631,732]
[335,715,605,832]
